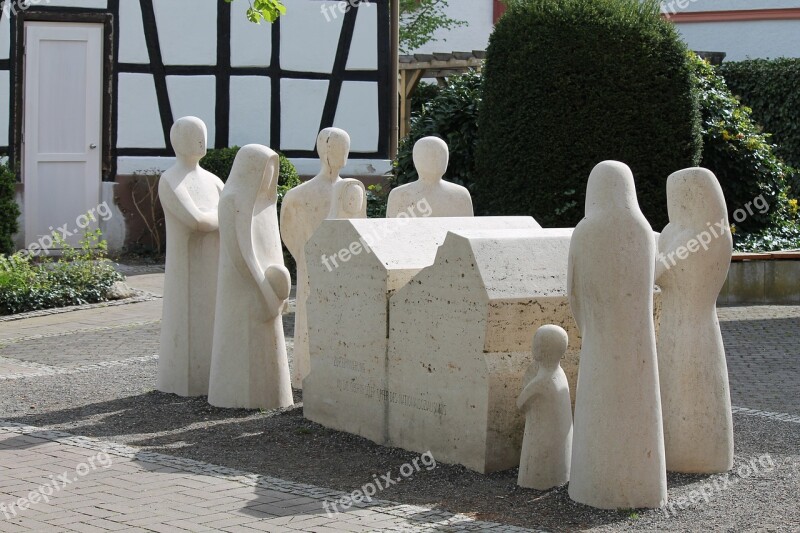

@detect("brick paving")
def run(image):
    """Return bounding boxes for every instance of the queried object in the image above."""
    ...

[0,269,797,532]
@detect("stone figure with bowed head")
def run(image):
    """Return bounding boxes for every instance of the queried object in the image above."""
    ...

[280,127,350,388]
[328,178,367,219]
[207,145,294,410]
[158,116,224,397]
[517,325,573,490]
[567,161,667,510]
[386,136,473,218]
[656,167,733,474]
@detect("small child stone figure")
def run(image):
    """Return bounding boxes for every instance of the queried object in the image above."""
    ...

[517,325,573,490]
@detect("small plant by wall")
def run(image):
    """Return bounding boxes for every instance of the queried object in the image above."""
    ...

[0,163,20,256]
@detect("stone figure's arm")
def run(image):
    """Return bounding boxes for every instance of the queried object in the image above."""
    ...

[567,250,583,332]
[461,189,474,216]
[279,198,303,260]
[385,189,400,218]
[159,179,218,232]
[517,379,542,411]
[227,198,289,319]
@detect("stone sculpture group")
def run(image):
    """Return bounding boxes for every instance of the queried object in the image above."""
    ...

[159,117,734,511]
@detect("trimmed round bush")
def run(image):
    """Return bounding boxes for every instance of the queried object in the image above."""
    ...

[475,0,702,228]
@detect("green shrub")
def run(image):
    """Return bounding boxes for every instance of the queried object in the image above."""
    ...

[393,71,483,192]
[0,163,20,256]
[0,230,123,315]
[720,58,800,175]
[475,0,702,228]
[693,55,796,236]
[200,146,301,201]
[366,184,388,218]
[410,82,441,117]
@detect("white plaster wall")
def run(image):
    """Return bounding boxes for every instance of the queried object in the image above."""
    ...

[676,20,800,60]
[167,75,217,146]
[229,76,271,147]
[153,0,217,65]
[292,158,392,177]
[118,0,149,63]
[409,0,494,54]
[280,0,343,73]
[231,0,272,67]
[280,78,329,150]
[44,0,108,8]
[334,81,379,153]
[0,13,9,59]
[117,73,164,148]
[347,1,378,70]
[100,182,126,252]
[662,0,800,14]
[118,156,392,178]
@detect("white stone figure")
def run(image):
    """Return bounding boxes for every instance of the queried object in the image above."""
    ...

[517,325,573,490]
[328,178,366,219]
[386,136,473,218]
[158,117,224,397]
[656,167,733,474]
[567,161,667,510]
[280,127,349,388]
[208,144,293,410]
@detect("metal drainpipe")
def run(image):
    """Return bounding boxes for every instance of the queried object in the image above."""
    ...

[390,0,400,160]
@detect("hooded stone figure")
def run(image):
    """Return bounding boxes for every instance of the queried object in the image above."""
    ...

[328,179,367,219]
[208,144,293,410]
[567,161,667,510]
[280,127,350,389]
[158,116,224,397]
[656,167,734,474]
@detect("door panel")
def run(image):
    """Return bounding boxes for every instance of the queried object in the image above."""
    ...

[24,22,103,249]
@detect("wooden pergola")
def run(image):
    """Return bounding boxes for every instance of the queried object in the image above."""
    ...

[398,51,485,139]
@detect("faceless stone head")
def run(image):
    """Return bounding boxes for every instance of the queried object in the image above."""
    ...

[170,116,208,160]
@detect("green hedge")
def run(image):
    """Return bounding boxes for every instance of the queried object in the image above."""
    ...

[693,55,795,236]
[393,71,483,191]
[475,0,702,228]
[720,58,800,175]
[0,163,19,255]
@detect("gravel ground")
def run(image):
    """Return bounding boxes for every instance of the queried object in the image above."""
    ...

[1,360,798,532]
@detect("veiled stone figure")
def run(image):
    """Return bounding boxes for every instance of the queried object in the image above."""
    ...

[281,127,349,388]
[386,136,473,218]
[517,325,573,490]
[328,178,367,219]
[567,161,667,510]
[158,117,223,397]
[208,144,293,410]
[656,167,733,474]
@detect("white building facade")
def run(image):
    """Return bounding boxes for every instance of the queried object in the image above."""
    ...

[1,0,393,251]
[413,0,800,61]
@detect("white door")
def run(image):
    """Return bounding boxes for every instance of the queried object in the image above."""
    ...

[23,22,103,249]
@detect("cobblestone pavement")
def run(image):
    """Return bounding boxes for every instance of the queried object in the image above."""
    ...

[719,305,800,416]
[0,426,532,533]
[0,268,797,532]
